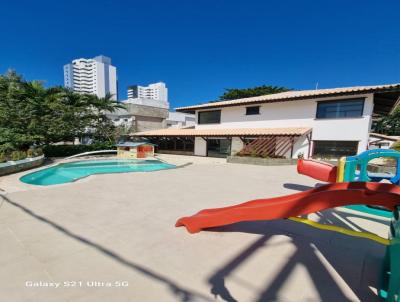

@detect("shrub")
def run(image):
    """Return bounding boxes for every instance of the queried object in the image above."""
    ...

[250,149,258,157]
[34,148,43,156]
[43,142,116,157]
[27,147,43,157]
[27,149,34,158]
[0,143,15,154]
[392,140,400,151]
[10,150,27,161]
[10,151,18,161]
[20,151,27,160]
[0,152,6,163]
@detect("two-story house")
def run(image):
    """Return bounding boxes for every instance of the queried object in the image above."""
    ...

[131,84,400,159]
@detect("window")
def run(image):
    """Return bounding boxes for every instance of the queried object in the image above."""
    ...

[246,106,260,115]
[198,110,221,124]
[313,141,358,158]
[316,99,364,119]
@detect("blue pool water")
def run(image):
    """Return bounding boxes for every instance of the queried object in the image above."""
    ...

[20,159,175,186]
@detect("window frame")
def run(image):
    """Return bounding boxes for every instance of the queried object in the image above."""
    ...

[316,98,365,119]
[312,140,359,158]
[245,106,260,115]
[197,110,221,124]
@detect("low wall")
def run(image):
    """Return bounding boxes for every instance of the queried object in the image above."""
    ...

[227,156,298,166]
[0,155,45,176]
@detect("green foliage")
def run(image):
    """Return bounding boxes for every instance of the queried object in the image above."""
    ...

[218,85,291,101]
[27,147,43,158]
[391,141,400,151]
[0,70,123,150]
[33,147,43,156]
[250,149,258,157]
[374,107,400,135]
[10,150,27,161]
[0,152,6,163]
[43,143,116,157]
[27,148,34,158]
[0,143,15,154]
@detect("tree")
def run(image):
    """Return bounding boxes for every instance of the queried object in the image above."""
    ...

[218,85,292,101]
[374,108,400,136]
[82,93,124,143]
[0,70,124,150]
[0,70,40,149]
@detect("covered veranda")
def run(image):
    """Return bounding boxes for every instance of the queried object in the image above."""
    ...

[129,127,312,158]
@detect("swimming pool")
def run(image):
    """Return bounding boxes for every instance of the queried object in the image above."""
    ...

[20,159,175,186]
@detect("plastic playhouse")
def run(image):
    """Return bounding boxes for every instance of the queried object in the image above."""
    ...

[116,142,155,159]
[176,148,400,301]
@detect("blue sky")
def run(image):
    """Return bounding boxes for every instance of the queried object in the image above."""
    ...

[1,0,399,108]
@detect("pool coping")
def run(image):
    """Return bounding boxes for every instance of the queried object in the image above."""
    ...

[19,158,176,186]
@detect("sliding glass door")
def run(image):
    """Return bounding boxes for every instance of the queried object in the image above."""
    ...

[207,139,231,158]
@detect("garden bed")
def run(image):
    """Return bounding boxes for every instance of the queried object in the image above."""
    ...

[227,156,298,166]
[0,155,45,176]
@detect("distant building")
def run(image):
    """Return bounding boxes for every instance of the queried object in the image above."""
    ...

[125,82,169,109]
[106,103,169,133]
[167,112,195,128]
[64,55,117,100]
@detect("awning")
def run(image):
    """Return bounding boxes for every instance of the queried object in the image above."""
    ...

[131,127,311,137]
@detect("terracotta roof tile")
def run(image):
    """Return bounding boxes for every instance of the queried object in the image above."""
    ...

[176,83,400,112]
[131,127,311,137]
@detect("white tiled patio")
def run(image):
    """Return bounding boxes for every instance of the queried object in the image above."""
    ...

[0,155,390,302]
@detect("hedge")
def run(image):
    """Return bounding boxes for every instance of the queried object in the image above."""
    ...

[43,143,116,157]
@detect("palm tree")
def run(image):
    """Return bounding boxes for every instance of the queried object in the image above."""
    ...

[0,70,125,149]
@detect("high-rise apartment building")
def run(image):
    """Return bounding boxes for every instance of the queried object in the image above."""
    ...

[64,55,117,100]
[126,82,169,108]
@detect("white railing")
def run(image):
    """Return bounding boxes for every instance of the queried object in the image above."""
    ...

[64,150,117,160]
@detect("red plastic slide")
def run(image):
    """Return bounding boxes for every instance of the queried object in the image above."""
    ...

[297,159,337,182]
[175,182,400,233]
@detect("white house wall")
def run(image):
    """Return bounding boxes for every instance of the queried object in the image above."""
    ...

[231,137,244,156]
[291,135,309,158]
[194,137,207,156]
[195,94,374,156]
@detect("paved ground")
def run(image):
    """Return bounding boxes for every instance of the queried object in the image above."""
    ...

[0,154,391,302]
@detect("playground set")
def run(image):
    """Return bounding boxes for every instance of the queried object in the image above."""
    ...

[176,149,400,301]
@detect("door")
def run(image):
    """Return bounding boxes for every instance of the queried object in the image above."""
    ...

[207,139,231,158]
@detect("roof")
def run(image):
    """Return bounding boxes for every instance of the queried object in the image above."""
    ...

[116,142,155,147]
[369,133,400,142]
[176,83,400,112]
[131,127,311,137]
